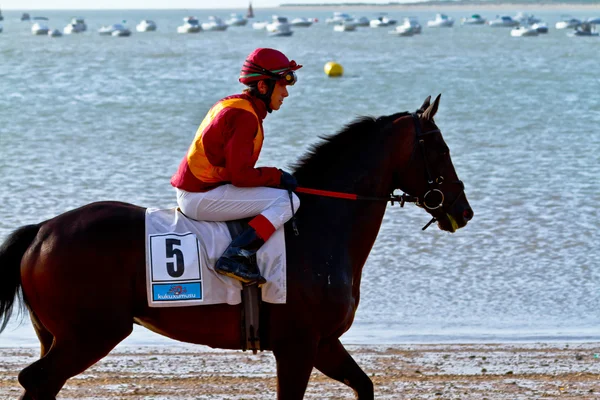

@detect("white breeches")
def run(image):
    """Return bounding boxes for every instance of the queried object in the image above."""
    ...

[176,185,300,231]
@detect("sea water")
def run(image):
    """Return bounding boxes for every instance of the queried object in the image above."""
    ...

[0,6,599,346]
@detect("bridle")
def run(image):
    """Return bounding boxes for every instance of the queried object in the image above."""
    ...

[288,111,465,233]
[410,113,466,230]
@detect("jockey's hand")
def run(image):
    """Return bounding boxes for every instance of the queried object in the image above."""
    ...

[279,170,298,191]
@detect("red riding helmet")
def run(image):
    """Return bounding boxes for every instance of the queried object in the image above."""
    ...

[239,48,302,86]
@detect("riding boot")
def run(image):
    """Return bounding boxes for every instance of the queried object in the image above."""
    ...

[215,227,267,285]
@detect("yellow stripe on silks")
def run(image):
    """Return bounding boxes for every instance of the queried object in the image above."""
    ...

[187,98,263,183]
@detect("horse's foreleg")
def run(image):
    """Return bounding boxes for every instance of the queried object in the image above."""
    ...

[314,339,374,400]
[273,339,318,400]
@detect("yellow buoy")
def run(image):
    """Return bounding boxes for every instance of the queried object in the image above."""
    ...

[324,61,343,77]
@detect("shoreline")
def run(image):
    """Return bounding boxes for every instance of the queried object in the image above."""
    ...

[1,342,599,399]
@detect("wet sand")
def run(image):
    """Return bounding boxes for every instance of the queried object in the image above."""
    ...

[1,342,599,399]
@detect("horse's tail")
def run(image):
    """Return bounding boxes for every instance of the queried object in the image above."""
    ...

[0,224,40,334]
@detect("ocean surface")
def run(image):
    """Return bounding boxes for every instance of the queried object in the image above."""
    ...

[0,7,599,347]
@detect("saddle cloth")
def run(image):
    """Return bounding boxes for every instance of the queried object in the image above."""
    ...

[145,207,287,307]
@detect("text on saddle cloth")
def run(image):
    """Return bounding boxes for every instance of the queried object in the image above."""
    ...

[145,207,287,308]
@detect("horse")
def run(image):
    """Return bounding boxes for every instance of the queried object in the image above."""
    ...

[0,94,472,400]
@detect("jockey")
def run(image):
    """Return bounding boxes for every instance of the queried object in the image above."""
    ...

[171,48,302,285]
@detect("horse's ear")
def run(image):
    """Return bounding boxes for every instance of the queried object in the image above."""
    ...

[422,94,441,121]
[418,96,431,113]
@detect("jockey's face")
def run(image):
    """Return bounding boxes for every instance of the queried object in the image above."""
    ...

[269,81,289,111]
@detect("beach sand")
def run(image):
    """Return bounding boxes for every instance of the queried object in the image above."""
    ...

[1,342,598,399]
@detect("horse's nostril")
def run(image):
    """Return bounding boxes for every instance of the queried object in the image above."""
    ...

[463,208,473,221]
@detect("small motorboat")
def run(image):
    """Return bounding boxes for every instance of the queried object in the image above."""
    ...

[333,21,357,32]
[461,14,486,25]
[252,21,268,30]
[326,12,352,25]
[112,26,131,37]
[226,13,247,26]
[488,16,519,27]
[370,16,390,28]
[568,22,599,37]
[266,15,293,37]
[352,16,370,27]
[136,20,157,32]
[513,12,541,25]
[177,17,201,33]
[201,16,227,31]
[21,13,31,21]
[555,18,581,29]
[64,17,87,34]
[290,17,313,27]
[33,16,49,21]
[48,28,63,37]
[531,22,548,33]
[389,25,414,36]
[31,22,50,35]
[510,26,539,37]
[427,13,454,28]
[398,17,422,33]
[98,23,130,36]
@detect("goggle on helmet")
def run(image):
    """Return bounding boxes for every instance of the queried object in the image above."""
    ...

[242,60,298,86]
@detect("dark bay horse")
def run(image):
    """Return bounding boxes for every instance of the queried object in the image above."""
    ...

[0,95,472,399]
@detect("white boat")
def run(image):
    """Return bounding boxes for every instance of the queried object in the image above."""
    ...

[488,16,519,27]
[112,28,131,37]
[510,26,539,37]
[514,12,541,25]
[333,21,357,32]
[177,17,201,33]
[326,12,352,25]
[555,18,581,29]
[352,16,370,27]
[531,22,548,33]
[461,14,486,25]
[398,17,422,33]
[266,15,293,37]
[48,28,62,37]
[290,17,313,27]
[568,22,599,37]
[31,22,50,35]
[252,21,268,30]
[381,16,397,25]
[427,13,454,27]
[369,17,389,28]
[98,23,130,36]
[64,17,87,33]
[201,16,227,31]
[226,13,247,26]
[389,25,414,36]
[136,20,157,32]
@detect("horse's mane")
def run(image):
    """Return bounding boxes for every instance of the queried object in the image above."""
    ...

[292,112,410,186]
